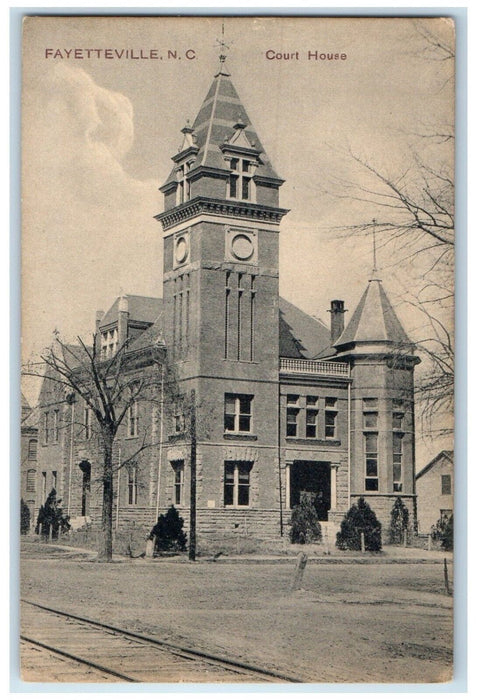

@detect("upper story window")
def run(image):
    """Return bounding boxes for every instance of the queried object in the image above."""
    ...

[128,401,139,438]
[224,394,253,433]
[52,409,59,443]
[325,397,337,438]
[101,328,118,359]
[286,394,300,437]
[228,158,253,201]
[305,396,318,438]
[28,439,38,460]
[128,466,138,505]
[84,407,92,440]
[43,412,49,444]
[173,399,186,434]
[176,162,191,205]
[392,433,403,492]
[365,433,379,491]
[441,474,452,495]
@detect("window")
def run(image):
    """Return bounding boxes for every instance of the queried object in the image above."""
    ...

[52,470,57,490]
[172,461,184,505]
[26,469,36,492]
[286,395,300,437]
[52,410,59,442]
[224,461,252,506]
[325,398,337,438]
[224,394,252,433]
[41,472,47,502]
[441,474,452,495]
[174,403,185,434]
[365,433,379,491]
[128,466,138,505]
[84,407,92,440]
[128,401,139,437]
[100,329,118,359]
[228,158,253,201]
[43,412,49,444]
[392,433,403,492]
[306,397,318,438]
[28,439,37,460]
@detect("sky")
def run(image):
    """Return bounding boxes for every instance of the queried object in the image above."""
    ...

[21,16,455,463]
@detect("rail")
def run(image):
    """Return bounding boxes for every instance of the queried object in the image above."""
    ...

[279,358,349,377]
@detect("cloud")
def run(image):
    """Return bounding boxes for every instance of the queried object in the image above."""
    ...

[22,65,162,361]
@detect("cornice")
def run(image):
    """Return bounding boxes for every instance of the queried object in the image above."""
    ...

[155,196,289,231]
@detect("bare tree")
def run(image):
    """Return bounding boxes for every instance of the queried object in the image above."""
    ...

[326,25,454,435]
[23,334,165,562]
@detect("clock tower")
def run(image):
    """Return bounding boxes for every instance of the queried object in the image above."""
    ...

[155,56,288,539]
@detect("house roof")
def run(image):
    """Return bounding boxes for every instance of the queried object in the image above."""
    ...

[100,296,163,328]
[334,277,411,349]
[279,297,330,359]
[416,450,454,480]
[162,63,281,188]
[128,313,165,352]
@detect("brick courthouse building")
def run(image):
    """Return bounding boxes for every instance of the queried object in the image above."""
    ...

[32,58,420,546]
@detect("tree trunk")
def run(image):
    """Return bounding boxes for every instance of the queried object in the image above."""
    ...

[98,433,114,562]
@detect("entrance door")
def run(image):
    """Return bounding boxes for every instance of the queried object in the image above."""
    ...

[290,461,331,520]
[79,461,91,516]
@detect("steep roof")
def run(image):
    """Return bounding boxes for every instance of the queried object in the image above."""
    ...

[416,450,453,480]
[100,296,163,328]
[334,278,411,349]
[279,297,330,359]
[128,314,165,352]
[163,62,281,188]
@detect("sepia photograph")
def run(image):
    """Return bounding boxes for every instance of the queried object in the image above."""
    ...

[19,14,455,686]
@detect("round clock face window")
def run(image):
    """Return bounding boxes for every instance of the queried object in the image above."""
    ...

[231,234,254,261]
[175,237,189,264]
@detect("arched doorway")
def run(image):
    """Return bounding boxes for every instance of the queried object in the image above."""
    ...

[79,461,91,516]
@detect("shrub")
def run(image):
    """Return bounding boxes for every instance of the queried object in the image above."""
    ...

[35,489,71,540]
[389,497,410,544]
[336,497,382,552]
[289,493,322,544]
[20,499,30,535]
[149,505,187,553]
[431,513,453,551]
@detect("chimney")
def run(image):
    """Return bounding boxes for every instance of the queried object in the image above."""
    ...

[95,309,104,356]
[118,295,129,348]
[329,300,346,344]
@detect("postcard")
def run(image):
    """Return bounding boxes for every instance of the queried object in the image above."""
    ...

[20,15,455,684]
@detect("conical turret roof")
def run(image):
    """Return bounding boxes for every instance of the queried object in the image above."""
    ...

[334,277,411,349]
[162,61,281,187]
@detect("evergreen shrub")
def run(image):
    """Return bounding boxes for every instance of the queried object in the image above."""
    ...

[431,513,453,551]
[389,497,410,544]
[149,505,187,553]
[289,493,322,544]
[336,497,382,552]
[20,498,30,535]
[35,489,71,540]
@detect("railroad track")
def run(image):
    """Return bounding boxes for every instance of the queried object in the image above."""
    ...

[21,599,302,684]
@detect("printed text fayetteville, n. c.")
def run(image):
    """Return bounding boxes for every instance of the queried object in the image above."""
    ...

[44,48,197,60]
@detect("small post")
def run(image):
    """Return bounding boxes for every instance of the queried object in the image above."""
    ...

[428,534,432,551]
[48,524,53,543]
[360,531,365,553]
[403,530,408,548]
[145,537,155,558]
[290,552,308,592]
[444,557,451,596]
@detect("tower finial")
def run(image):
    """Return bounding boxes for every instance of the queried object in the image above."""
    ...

[369,218,382,281]
[214,22,232,74]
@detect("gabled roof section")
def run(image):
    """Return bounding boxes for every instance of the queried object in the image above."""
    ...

[416,450,453,480]
[334,278,411,349]
[279,298,331,359]
[100,296,163,328]
[162,65,281,188]
[128,314,165,353]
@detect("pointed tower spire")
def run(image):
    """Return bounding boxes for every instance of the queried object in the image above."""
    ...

[215,21,231,76]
